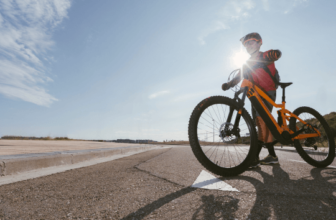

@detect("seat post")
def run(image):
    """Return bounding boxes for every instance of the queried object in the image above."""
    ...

[282,88,286,103]
[279,82,292,103]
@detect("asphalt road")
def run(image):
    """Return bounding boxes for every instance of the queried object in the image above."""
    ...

[0,146,335,219]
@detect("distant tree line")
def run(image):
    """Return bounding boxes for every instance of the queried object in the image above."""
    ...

[107,139,157,144]
[1,136,70,140]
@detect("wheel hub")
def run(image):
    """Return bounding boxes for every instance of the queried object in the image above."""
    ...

[219,122,239,143]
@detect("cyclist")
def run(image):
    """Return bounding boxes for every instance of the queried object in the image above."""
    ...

[222,32,282,167]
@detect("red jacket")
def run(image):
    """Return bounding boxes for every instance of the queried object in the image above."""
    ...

[243,50,281,92]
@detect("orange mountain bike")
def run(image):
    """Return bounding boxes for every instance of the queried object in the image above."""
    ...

[188,69,335,176]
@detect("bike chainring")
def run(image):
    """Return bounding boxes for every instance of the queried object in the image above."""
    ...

[303,125,318,148]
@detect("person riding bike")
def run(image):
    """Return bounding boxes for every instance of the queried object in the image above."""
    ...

[222,32,282,168]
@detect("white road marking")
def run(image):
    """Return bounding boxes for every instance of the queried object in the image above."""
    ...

[289,159,306,163]
[0,148,165,186]
[289,159,336,168]
[191,170,239,192]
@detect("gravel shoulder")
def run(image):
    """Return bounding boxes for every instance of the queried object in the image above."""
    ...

[0,139,147,156]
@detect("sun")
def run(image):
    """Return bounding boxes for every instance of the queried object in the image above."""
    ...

[231,50,249,68]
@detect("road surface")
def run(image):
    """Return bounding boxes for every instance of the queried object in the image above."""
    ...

[0,146,335,219]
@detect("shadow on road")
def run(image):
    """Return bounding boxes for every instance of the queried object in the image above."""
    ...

[234,166,336,219]
[121,185,196,220]
[122,166,336,219]
[121,176,241,220]
[191,195,239,220]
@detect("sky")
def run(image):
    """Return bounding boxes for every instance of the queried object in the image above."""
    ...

[0,0,336,141]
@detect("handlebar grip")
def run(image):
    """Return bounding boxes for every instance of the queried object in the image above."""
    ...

[222,83,231,91]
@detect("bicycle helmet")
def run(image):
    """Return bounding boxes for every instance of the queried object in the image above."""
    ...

[240,32,262,46]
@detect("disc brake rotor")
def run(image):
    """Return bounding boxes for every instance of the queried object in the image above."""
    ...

[219,122,239,143]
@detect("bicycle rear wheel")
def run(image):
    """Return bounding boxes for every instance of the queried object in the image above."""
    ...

[188,96,258,176]
[289,106,335,167]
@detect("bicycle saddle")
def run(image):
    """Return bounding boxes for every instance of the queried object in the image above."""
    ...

[278,82,293,89]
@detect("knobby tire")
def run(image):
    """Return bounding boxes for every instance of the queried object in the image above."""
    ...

[289,106,335,167]
[188,96,258,176]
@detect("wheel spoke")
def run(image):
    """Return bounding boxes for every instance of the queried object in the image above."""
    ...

[196,100,253,169]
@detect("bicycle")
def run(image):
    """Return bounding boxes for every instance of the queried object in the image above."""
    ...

[188,69,335,176]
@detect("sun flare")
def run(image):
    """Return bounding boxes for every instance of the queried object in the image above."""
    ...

[231,50,249,68]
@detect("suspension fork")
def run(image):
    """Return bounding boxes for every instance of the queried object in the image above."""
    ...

[224,87,248,133]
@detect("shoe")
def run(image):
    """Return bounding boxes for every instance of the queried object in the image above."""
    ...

[260,155,279,165]
[249,158,260,168]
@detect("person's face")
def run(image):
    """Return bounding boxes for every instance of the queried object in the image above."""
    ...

[244,40,261,55]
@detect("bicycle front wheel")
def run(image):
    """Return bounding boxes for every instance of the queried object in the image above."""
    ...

[289,106,335,167]
[188,96,258,176]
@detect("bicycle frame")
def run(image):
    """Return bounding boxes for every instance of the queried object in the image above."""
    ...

[234,80,320,145]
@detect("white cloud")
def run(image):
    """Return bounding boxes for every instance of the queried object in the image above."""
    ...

[222,0,255,20]
[0,0,71,106]
[172,92,208,102]
[262,0,269,11]
[198,21,229,45]
[148,90,170,99]
[0,84,57,106]
[284,0,308,14]
[198,0,309,45]
[199,0,255,45]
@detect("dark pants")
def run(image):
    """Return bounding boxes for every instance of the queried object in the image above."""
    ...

[252,90,277,158]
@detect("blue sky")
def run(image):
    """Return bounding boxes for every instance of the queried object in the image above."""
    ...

[0,0,335,141]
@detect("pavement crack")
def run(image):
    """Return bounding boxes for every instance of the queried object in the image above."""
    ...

[133,148,186,187]
[134,166,185,188]
[136,148,172,166]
